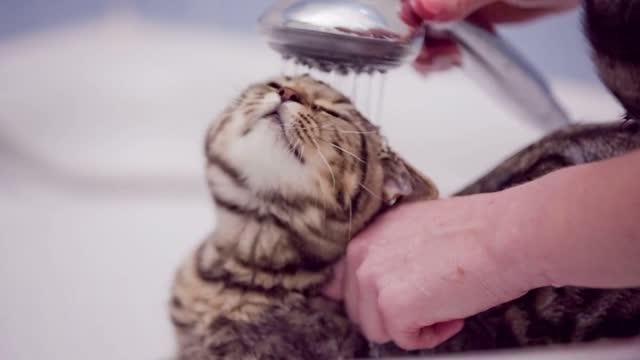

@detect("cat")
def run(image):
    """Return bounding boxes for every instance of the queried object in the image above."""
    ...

[170,0,640,358]
[170,74,438,359]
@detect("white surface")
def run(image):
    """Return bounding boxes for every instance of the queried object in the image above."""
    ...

[422,339,640,360]
[0,12,629,360]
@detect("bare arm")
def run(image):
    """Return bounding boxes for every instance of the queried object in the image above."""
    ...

[324,0,638,351]
[499,149,640,289]
[325,150,640,350]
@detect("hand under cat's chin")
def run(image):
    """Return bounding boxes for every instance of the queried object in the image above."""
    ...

[322,193,542,350]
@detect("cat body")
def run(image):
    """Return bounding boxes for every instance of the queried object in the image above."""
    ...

[170,1,640,358]
[171,252,366,359]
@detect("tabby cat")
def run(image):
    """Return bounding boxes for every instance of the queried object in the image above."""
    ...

[170,74,439,359]
[170,1,640,358]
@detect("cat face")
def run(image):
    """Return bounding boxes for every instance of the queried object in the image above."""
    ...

[205,75,436,244]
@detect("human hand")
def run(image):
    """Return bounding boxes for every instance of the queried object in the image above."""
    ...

[324,193,546,350]
[399,0,580,73]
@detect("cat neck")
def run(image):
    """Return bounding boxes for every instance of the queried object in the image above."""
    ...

[196,203,342,293]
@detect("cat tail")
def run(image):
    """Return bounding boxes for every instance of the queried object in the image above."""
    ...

[584,0,640,119]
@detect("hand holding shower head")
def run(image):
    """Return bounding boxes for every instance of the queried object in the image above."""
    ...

[259,0,571,132]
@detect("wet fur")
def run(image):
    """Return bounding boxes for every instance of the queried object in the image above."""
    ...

[170,1,640,358]
[170,75,437,359]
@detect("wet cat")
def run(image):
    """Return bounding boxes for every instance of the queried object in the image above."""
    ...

[170,1,640,358]
[170,74,438,359]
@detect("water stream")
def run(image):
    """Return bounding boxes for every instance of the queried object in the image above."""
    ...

[280,59,387,124]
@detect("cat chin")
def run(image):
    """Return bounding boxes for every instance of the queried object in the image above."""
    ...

[224,119,316,194]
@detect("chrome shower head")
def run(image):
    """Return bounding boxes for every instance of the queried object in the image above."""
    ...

[259,0,572,132]
[259,0,423,74]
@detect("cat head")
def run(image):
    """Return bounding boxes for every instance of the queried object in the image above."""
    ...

[206,75,436,206]
[204,75,437,267]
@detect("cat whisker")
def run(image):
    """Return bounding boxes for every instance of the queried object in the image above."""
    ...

[320,139,367,164]
[320,123,378,135]
[299,139,305,159]
[359,183,383,201]
[315,177,329,216]
[288,139,304,160]
[312,138,336,191]
[338,130,378,135]
[286,138,299,153]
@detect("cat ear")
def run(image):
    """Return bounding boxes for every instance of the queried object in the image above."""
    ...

[381,151,439,206]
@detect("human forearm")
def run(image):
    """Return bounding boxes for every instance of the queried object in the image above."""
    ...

[324,148,640,350]
[496,150,640,289]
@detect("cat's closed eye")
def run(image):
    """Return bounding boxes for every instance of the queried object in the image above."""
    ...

[267,81,281,90]
[314,105,342,119]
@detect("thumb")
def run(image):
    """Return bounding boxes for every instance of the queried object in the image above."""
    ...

[411,0,495,21]
[322,258,346,300]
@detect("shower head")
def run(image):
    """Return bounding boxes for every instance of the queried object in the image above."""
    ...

[258,0,423,74]
[258,0,572,132]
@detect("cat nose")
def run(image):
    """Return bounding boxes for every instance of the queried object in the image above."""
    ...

[278,87,302,104]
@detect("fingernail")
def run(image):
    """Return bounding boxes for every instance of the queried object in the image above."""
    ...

[399,1,423,27]
[410,0,440,20]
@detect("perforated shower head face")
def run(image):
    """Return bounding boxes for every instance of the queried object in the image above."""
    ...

[258,0,423,74]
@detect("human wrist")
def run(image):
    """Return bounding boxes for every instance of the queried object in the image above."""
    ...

[439,191,545,303]
[485,184,554,292]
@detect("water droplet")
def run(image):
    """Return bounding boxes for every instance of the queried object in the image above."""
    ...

[372,72,387,124]
[350,72,359,106]
[279,62,387,124]
[281,57,296,77]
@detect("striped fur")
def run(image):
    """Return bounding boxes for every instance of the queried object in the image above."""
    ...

[170,75,437,359]
[585,0,640,119]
